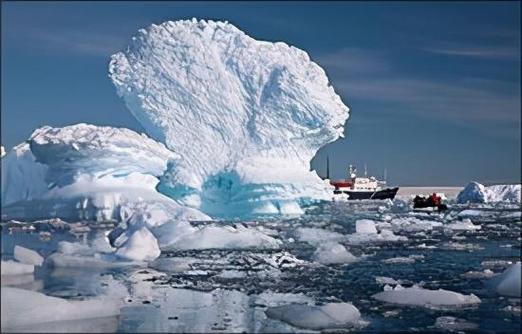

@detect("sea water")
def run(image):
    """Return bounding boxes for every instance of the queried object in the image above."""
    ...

[1,200,520,332]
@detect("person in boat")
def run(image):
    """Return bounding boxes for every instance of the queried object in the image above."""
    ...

[413,193,447,211]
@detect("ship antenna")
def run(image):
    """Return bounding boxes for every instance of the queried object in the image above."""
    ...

[326,155,330,180]
[384,168,387,183]
[364,163,367,177]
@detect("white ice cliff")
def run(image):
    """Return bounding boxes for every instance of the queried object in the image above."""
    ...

[109,19,349,216]
[1,124,208,222]
[457,181,521,204]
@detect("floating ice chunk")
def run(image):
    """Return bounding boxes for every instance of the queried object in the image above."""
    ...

[162,222,282,250]
[91,232,116,254]
[390,217,442,233]
[457,182,521,203]
[257,291,314,307]
[346,228,407,245]
[460,269,496,279]
[263,251,305,269]
[434,316,478,331]
[1,287,120,331]
[149,257,196,273]
[489,262,521,297]
[355,219,377,234]
[445,218,481,231]
[116,227,161,262]
[58,240,93,255]
[150,220,196,248]
[375,276,400,285]
[109,20,349,217]
[0,261,34,275]
[481,260,513,270]
[13,245,44,266]
[457,182,487,203]
[46,253,139,269]
[313,242,358,264]
[0,273,41,291]
[381,257,415,264]
[295,227,345,245]
[372,285,481,309]
[279,201,305,215]
[441,242,484,251]
[457,209,484,218]
[265,302,363,330]
[217,270,247,279]
[1,125,212,223]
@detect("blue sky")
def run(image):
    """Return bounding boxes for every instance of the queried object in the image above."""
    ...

[1,1,520,186]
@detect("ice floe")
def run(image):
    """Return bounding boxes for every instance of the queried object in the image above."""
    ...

[312,242,358,265]
[457,181,521,204]
[265,302,364,330]
[372,285,481,309]
[13,245,44,266]
[489,262,521,297]
[160,222,282,250]
[444,218,481,232]
[434,316,478,331]
[1,287,120,332]
[115,227,161,262]
[1,261,34,276]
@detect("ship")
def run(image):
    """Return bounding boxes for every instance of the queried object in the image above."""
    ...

[323,157,399,200]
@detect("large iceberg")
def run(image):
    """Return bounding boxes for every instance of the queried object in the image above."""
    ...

[109,19,349,216]
[457,181,521,204]
[1,124,208,222]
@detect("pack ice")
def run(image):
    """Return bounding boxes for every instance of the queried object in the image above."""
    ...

[109,19,349,216]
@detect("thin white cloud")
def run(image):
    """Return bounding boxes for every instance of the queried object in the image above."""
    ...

[30,29,125,57]
[314,48,391,74]
[421,44,520,60]
[317,48,520,139]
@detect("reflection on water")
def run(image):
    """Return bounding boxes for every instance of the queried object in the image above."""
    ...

[1,201,521,332]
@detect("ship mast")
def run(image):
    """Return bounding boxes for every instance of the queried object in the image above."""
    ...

[326,155,330,180]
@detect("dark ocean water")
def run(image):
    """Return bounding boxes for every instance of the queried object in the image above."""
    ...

[1,200,521,332]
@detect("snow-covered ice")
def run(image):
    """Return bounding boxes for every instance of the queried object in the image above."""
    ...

[434,316,478,331]
[372,285,481,309]
[13,245,44,266]
[115,227,161,262]
[265,302,363,330]
[457,181,521,203]
[1,124,209,222]
[159,221,282,250]
[444,218,481,232]
[109,19,349,217]
[0,260,34,275]
[355,219,378,234]
[1,287,120,331]
[312,242,358,264]
[489,262,521,297]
